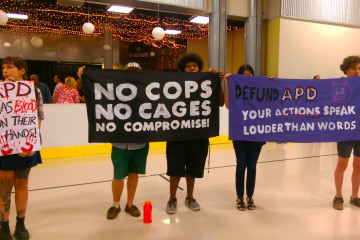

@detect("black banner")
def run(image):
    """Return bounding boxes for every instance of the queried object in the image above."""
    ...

[83,69,220,143]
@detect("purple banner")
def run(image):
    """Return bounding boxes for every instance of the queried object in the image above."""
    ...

[228,75,360,142]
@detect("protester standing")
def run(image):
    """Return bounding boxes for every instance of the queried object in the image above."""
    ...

[333,56,360,210]
[0,56,44,240]
[224,64,265,211]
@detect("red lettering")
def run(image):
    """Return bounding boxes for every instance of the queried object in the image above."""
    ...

[14,99,37,114]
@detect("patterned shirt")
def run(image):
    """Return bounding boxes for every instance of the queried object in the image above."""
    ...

[53,85,80,104]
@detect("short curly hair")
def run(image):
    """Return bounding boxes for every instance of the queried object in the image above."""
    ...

[176,53,203,72]
[340,56,360,74]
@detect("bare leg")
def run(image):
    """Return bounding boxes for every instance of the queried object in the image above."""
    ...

[0,170,14,222]
[14,169,31,218]
[112,178,124,202]
[334,156,349,198]
[351,156,360,199]
[185,174,195,199]
[126,173,138,207]
[169,176,181,201]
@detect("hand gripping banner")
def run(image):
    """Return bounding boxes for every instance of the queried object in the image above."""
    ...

[228,75,360,142]
[83,69,220,143]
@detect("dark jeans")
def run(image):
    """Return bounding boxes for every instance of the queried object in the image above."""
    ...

[233,141,264,199]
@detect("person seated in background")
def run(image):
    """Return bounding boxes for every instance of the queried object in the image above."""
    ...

[30,74,52,104]
[53,74,63,92]
[53,76,80,104]
[313,75,321,79]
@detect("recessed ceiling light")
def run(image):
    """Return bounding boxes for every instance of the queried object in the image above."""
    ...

[108,5,134,14]
[164,30,182,35]
[190,16,209,24]
[7,13,28,20]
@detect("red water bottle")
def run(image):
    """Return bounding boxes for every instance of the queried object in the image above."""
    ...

[143,201,152,223]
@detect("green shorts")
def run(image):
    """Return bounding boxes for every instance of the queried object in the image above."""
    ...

[111,144,149,180]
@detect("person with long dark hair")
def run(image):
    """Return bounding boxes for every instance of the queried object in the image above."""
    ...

[224,64,265,211]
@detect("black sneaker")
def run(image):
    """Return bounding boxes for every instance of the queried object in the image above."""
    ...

[106,206,121,219]
[125,205,141,217]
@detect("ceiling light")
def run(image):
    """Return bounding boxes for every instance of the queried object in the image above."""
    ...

[190,16,209,24]
[164,30,182,35]
[108,5,134,13]
[7,13,28,20]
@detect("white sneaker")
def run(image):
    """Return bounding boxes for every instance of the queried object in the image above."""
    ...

[166,199,177,214]
[185,198,200,211]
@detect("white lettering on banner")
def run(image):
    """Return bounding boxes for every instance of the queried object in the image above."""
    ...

[201,101,211,116]
[190,101,200,116]
[172,102,187,117]
[243,121,356,135]
[95,104,132,120]
[153,104,171,118]
[114,104,132,120]
[95,104,114,120]
[317,121,356,130]
[115,83,137,102]
[122,119,210,132]
[281,87,317,101]
[139,103,152,119]
[163,82,182,99]
[185,81,198,98]
[323,106,355,116]
[145,82,160,101]
[200,80,212,98]
[95,79,214,102]
[94,83,115,100]
[241,106,356,121]
[242,109,272,120]
[106,122,116,132]
[275,107,321,116]
[135,101,211,119]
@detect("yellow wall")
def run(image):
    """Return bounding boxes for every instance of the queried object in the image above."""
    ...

[187,23,277,77]
[187,38,209,72]
[187,28,245,74]
[227,28,245,73]
[265,17,280,77]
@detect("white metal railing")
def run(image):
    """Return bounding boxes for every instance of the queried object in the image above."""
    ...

[281,0,360,27]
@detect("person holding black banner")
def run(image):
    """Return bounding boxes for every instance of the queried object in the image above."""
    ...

[333,56,360,210]
[224,64,265,211]
[105,62,149,219]
[0,56,44,240]
[165,53,224,214]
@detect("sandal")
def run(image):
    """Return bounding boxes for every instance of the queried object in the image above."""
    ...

[247,197,256,210]
[236,198,246,211]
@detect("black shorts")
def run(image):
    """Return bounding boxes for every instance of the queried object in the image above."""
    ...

[337,141,360,158]
[166,139,209,178]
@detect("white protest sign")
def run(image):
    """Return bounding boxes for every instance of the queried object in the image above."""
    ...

[0,81,41,156]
